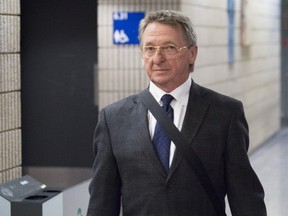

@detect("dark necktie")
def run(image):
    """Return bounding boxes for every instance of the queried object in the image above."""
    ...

[152,94,174,173]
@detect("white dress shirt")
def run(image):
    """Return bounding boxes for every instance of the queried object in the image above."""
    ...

[148,77,191,166]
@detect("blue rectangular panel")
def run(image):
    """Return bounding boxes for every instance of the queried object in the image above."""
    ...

[113,12,145,45]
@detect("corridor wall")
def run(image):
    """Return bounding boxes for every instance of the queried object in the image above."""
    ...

[0,0,21,183]
[97,0,281,151]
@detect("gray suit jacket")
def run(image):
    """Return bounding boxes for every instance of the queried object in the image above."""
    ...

[87,81,266,216]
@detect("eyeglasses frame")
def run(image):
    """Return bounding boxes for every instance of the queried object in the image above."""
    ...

[141,44,193,60]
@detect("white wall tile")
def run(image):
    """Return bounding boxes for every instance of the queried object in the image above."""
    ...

[0,16,20,52]
[0,0,20,14]
[0,54,20,92]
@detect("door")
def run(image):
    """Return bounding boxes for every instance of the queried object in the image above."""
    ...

[21,0,98,169]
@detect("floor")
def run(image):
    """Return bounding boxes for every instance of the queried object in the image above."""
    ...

[227,128,288,215]
[249,128,288,215]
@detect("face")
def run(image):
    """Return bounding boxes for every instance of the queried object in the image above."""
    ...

[141,22,198,92]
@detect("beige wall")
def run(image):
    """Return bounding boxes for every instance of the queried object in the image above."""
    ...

[0,0,22,184]
[97,0,281,151]
[0,0,281,183]
[182,0,281,150]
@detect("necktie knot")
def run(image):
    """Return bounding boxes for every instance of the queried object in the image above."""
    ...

[161,94,174,111]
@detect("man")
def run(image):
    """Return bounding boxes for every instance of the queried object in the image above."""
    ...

[87,10,266,216]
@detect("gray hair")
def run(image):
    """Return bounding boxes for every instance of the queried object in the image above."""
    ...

[138,10,197,47]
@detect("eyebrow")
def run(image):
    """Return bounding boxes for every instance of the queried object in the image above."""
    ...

[144,41,177,46]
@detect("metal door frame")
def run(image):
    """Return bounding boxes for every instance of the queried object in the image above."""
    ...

[281,0,288,127]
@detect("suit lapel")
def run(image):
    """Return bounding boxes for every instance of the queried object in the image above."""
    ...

[132,95,168,177]
[169,81,210,179]
[181,82,210,145]
[134,83,210,179]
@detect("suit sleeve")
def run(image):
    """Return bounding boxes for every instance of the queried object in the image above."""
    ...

[225,102,267,216]
[87,109,121,216]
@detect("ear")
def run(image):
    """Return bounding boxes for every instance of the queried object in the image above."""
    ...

[188,45,198,65]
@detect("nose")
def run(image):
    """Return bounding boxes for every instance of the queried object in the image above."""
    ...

[152,49,165,64]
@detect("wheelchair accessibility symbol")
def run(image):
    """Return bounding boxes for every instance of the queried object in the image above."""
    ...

[113,29,129,44]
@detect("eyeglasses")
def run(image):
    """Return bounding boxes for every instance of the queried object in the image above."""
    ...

[141,44,191,60]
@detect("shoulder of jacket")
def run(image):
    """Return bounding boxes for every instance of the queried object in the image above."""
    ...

[102,93,139,113]
[194,82,243,109]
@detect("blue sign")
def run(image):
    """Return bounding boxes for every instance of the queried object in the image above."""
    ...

[113,12,145,45]
[227,0,235,64]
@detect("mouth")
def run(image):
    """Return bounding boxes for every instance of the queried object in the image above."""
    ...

[152,68,169,72]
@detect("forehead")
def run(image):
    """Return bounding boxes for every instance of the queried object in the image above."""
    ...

[142,22,186,45]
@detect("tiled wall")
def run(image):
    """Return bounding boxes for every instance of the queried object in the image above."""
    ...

[97,0,180,108]
[97,0,281,151]
[184,0,281,150]
[0,0,21,184]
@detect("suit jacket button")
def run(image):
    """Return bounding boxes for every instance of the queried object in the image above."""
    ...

[166,183,173,189]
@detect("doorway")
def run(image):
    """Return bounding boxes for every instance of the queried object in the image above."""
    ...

[21,0,98,186]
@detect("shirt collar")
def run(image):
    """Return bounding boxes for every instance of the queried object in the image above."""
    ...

[149,77,191,106]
